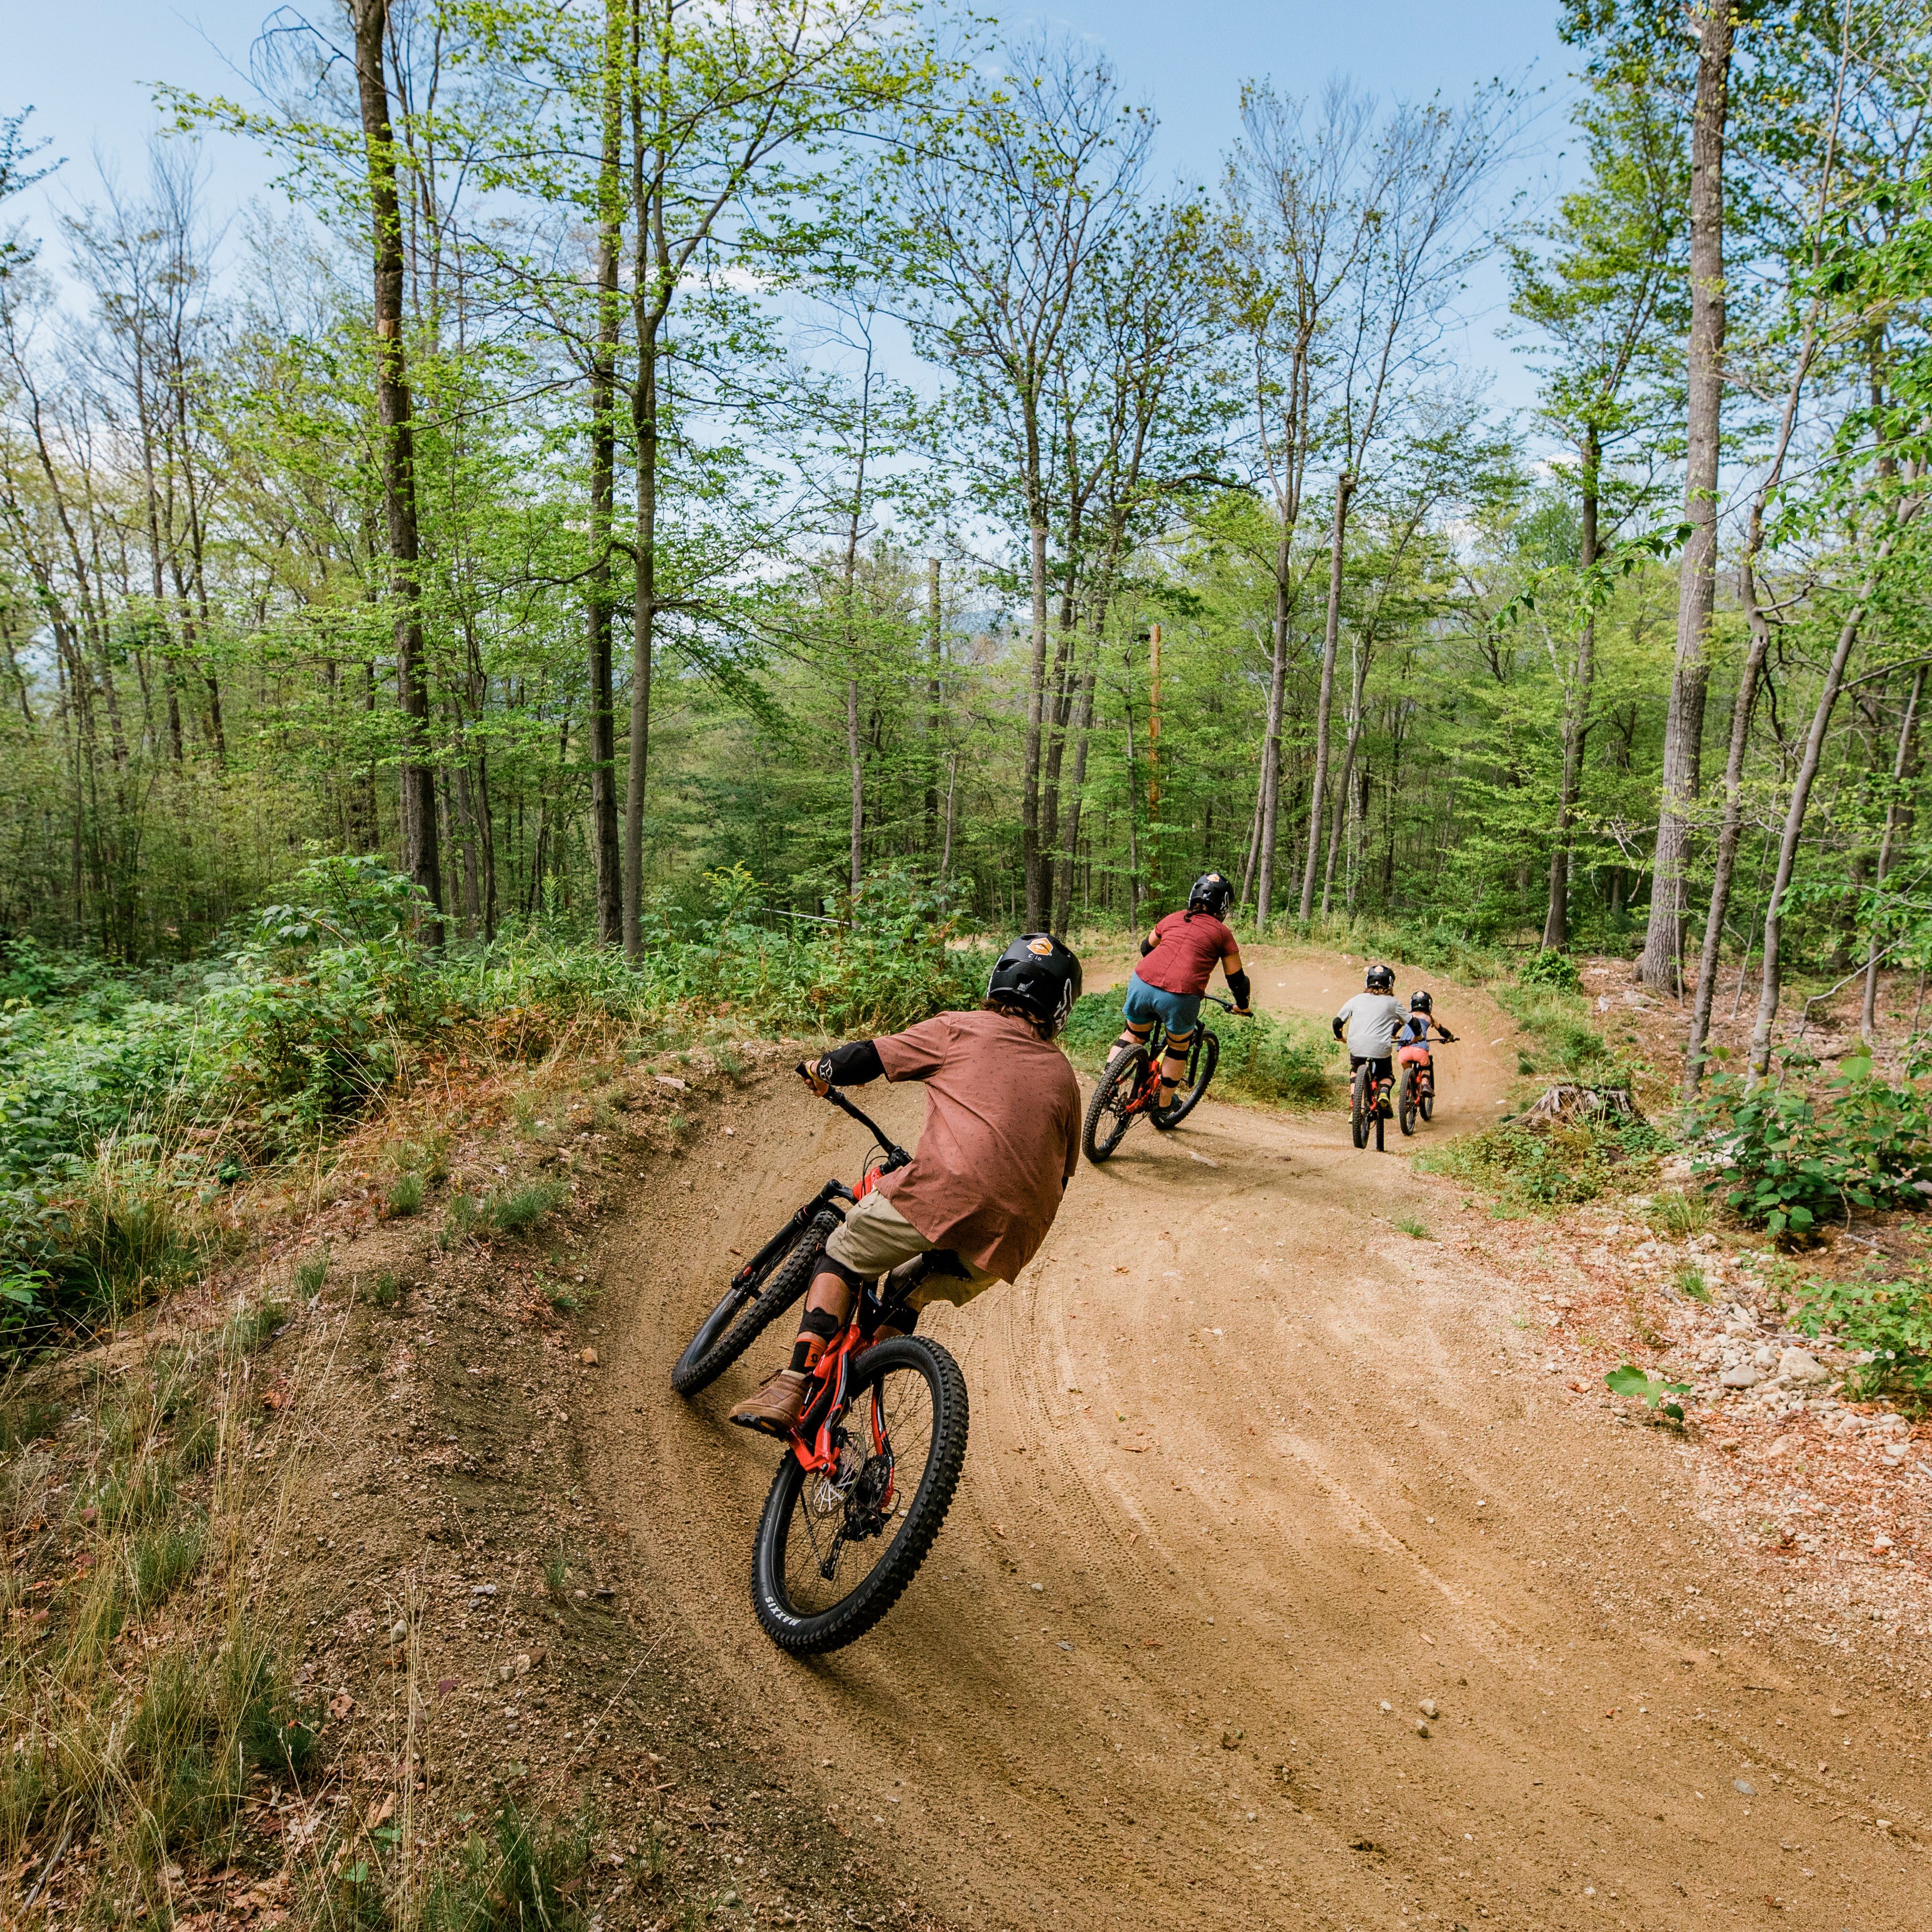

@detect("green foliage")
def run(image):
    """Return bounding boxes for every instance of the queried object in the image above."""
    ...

[1674,1262,1711,1303]
[293,1247,330,1297]
[485,1181,569,1238]
[1394,1212,1432,1239]
[1689,1052,1932,1238]
[1791,1267,1932,1406]
[1519,949,1581,991]
[422,1799,595,1932]
[1604,1362,1691,1422]
[387,1173,425,1216]
[1420,1111,1664,1214]
[223,1298,287,1356]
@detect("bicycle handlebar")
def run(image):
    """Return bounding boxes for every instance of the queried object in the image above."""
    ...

[796,1063,911,1166]
[1202,993,1252,1016]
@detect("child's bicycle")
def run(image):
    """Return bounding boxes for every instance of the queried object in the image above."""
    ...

[1349,1058,1396,1151]
[671,1079,970,1655]
[1395,1037,1454,1136]
[1082,993,1245,1164]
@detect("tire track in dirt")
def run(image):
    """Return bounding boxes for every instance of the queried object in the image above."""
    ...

[589,949,1931,1929]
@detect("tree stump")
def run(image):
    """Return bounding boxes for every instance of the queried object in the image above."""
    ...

[1521,1083,1642,1123]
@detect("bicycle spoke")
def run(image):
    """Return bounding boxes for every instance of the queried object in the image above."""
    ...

[778,1360,937,1616]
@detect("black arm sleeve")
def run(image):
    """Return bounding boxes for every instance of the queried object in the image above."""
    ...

[818,1040,884,1086]
[1139,930,1156,957]
[1226,968,1252,1010]
[1331,1014,1346,1041]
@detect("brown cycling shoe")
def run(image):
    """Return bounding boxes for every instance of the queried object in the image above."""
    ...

[728,1367,811,1437]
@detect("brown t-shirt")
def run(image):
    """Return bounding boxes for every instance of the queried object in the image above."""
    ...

[1136,910,1237,997]
[873,1008,1081,1284]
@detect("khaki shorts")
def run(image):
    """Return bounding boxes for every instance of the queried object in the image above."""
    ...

[823,1189,1000,1309]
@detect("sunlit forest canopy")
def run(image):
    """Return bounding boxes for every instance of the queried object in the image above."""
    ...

[1,1,1929,1090]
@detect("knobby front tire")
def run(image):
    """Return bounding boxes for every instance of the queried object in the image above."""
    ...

[671,1211,836,1397]
[1152,1030,1218,1131]
[1398,1065,1418,1137]
[1350,1062,1371,1150]
[1083,1049,1147,1164]
[751,1336,968,1654]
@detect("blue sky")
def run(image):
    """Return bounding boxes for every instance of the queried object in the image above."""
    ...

[5,1,1581,413]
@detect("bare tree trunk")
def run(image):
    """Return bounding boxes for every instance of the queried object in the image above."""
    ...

[1683,316,1820,1096]
[587,0,623,945]
[924,558,941,857]
[1542,427,1599,951]
[1252,529,1292,923]
[1860,664,1925,1040]
[846,674,863,893]
[352,0,443,942]
[1640,2,1731,991]
[1121,642,1141,925]
[1021,519,1050,926]
[1299,476,1354,922]
[1322,634,1372,918]
[1748,553,1898,1079]
[1052,663,1098,935]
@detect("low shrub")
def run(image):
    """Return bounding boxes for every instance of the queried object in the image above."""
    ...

[1420,1112,1665,1214]
[1687,1050,1932,1238]
[387,1172,425,1216]
[1518,949,1582,992]
[423,1799,595,1932]
[1790,1266,1932,1406]
[487,1180,569,1237]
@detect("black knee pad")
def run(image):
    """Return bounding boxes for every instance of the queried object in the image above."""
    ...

[816,1252,870,1294]
[799,1305,841,1342]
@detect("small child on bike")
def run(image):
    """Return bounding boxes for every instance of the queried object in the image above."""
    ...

[1332,963,1405,1114]
[1396,989,1458,1095]
[728,934,1084,1437]
[1109,871,1253,1111]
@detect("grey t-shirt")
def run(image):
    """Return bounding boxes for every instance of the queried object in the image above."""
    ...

[1336,991,1406,1059]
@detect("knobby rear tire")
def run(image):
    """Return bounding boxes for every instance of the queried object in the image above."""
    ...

[1152,1030,1218,1131]
[1350,1063,1371,1150]
[751,1336,968,1654]
[1083,1049,1146,1164]
[671,1211,836,1397]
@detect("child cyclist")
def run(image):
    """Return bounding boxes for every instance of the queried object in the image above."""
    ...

[1109,871,1253,1111]
[728,934,1084,1437]
[1332,963,1405,1118]
[1395,989,1458,1100]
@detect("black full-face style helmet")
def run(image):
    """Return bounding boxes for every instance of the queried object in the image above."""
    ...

[986,934,1083,1036]
[1410,990,1433,1014]
[1366,962,1395,993]
[1188,871,1234,919]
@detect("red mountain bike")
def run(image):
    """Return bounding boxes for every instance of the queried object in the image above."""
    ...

[672,1081,969,1654]
[1082,993,1243,1164]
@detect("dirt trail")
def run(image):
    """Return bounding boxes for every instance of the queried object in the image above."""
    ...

[591,949,1930,1929]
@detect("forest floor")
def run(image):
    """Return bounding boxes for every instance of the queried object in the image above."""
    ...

[13,945,1932,1929]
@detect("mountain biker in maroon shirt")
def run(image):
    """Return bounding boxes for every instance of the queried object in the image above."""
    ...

[1109,871,1252,1110]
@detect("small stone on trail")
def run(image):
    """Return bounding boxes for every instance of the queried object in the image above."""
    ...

[580,1347,599,1366]
[1777,1347,1827,1385]
[1189,1151,1219,1167]
[1419,1700,1438,1719]
[1734,1779,1755,1796]
[1380,1701,1392,1713]
[389,1620,408,1645]
[1416,1722,1430,1737]
[1719,1365,1760,1389]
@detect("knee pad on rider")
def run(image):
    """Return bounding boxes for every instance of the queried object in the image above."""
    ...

[815,1252,871,1296]
[798,1305,841,1342]
[1162,1027,1195,1055]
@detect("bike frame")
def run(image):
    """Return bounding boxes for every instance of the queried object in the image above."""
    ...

[1123,992,1235,1115]
[771,1081,936,1480]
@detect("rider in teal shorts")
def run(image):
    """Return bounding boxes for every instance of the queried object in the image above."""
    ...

[1111,872,1252,1110]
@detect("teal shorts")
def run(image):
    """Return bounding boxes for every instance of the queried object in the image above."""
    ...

[1123,973,1202,1041]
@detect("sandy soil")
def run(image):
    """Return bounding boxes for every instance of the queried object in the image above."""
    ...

[583,948,1932,1930]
